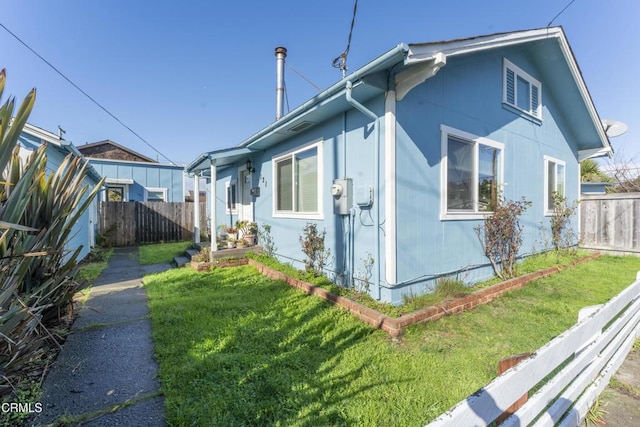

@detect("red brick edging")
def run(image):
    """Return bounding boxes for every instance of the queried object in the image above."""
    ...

[245,255,598,337]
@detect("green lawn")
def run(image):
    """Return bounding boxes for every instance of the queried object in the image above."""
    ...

[144,255,640,426]
[138,241,193,265]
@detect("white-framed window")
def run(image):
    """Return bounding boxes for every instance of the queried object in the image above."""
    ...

[544,155,565,215]
[145,187,167,202]
[106,185,126,202]
[225,180,237,214]
[441,125,504,220]
[503,58,542,120]
[272,141,323,219]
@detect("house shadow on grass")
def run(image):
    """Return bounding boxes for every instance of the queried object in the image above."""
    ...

[147,266,408,426]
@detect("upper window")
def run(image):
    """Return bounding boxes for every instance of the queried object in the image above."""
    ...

[273,142,322,218]
[225,180,237,214]
[544,156,565,214]
[441,125,504,220]
[503,58,542,120]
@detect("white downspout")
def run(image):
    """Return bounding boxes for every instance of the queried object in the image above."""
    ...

[345,80,382,300]
[384,90,397,284]
[210,159,217,259]
[194,171,201,246]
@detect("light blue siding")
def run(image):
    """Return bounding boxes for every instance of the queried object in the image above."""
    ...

[204,32,606,305]
[89,159,184,202]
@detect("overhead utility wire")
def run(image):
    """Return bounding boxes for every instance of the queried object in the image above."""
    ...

[332,0,358,76]
[547,0,577,27]
[0,22,176,165]
[286,62,322,92]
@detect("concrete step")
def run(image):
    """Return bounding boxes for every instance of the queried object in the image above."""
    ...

[173,255,190,267]
[186,249,199,259]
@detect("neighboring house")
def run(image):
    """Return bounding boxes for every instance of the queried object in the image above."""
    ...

[186,27,612,305]
[78,140,185,202]
[18,123,103,261]
[581,181,613,195]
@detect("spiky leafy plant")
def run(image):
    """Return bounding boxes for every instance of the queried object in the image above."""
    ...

[0,68,103,398]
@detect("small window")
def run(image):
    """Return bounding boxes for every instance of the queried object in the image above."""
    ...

[225,181,237,213]
[544,156,565,214]
[146,187,167,202]
[441,125,503,220]
[107,186,125,202]
[503,58,541,119]
[273,142,322,218]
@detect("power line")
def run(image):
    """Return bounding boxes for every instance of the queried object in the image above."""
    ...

[0,22,177,165]
[547,0,577,27]
[332,0,358,76]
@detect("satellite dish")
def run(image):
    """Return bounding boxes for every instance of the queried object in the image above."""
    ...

[602,119,628,138]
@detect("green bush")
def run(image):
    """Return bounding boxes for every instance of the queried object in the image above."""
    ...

[0,69,103,398]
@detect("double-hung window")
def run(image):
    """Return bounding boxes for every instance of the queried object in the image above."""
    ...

[441,125,504,220]
[503,58,542,120]
[273,142,322,218]
[544,156,565,214]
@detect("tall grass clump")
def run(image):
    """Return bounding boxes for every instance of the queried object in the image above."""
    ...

[0,68,103,402]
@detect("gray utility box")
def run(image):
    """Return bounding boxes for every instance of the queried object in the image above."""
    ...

[331,178,353,215]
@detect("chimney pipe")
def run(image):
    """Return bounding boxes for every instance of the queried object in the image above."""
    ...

[275,47,287,120]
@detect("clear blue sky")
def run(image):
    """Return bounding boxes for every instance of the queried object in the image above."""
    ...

[2,0,639,165]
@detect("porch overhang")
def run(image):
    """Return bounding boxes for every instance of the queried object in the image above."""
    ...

[186,147,255,176]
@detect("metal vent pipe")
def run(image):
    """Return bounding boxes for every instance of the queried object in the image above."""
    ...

[275,47,287,120]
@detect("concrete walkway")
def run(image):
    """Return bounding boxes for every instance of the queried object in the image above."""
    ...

[32,246,172,426]
[599,343,640,426]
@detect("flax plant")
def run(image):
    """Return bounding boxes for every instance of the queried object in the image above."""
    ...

[0,69,103,397]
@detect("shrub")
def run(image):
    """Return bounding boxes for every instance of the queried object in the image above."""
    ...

[475,197,531,280]
[550,191,578,252]
[299,223,331,276]
[258,223,277,257]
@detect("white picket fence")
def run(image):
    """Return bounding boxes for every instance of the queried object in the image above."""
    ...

[427,272,640,427]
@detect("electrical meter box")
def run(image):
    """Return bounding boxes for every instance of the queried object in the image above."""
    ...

[332,178,352,215]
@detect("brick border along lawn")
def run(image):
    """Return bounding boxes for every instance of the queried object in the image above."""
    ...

[191,253,599,337]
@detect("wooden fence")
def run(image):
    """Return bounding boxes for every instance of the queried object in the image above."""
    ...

[580,193,640,253]
[426,272,640,426]
[98,202,206,246]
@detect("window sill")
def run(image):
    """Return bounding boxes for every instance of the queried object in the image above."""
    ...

[273,211,324,221]
[440,212,492,221]
[502,103,542,125]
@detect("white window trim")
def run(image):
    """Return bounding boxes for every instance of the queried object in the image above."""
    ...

[543,155,566,216]
[106,184,128,202]
[272,141,323,220]
[145,187,167,202]
[440,125,504,221]
[225,179,238,215]
[503,58,542,120]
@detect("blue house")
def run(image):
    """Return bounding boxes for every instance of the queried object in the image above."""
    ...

[19,123,103,261]
[78,140,185,202]
[187,27,611,305]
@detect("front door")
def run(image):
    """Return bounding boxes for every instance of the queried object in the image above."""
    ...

[239,168,253,222]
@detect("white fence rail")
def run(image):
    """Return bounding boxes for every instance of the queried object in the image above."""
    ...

[427,272,640,427]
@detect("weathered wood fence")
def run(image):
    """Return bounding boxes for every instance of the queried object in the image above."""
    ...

[98,202,205,246]
[427,272,640,426]
[580,193,640,253]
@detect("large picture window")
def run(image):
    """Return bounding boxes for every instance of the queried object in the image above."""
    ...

[441,125,503,220]
[273,143,322,218]
[544,156,565,214]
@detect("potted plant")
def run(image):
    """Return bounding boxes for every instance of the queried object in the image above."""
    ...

[236,220,258,245]
[226,226,238,240]
[226,237,236,249]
